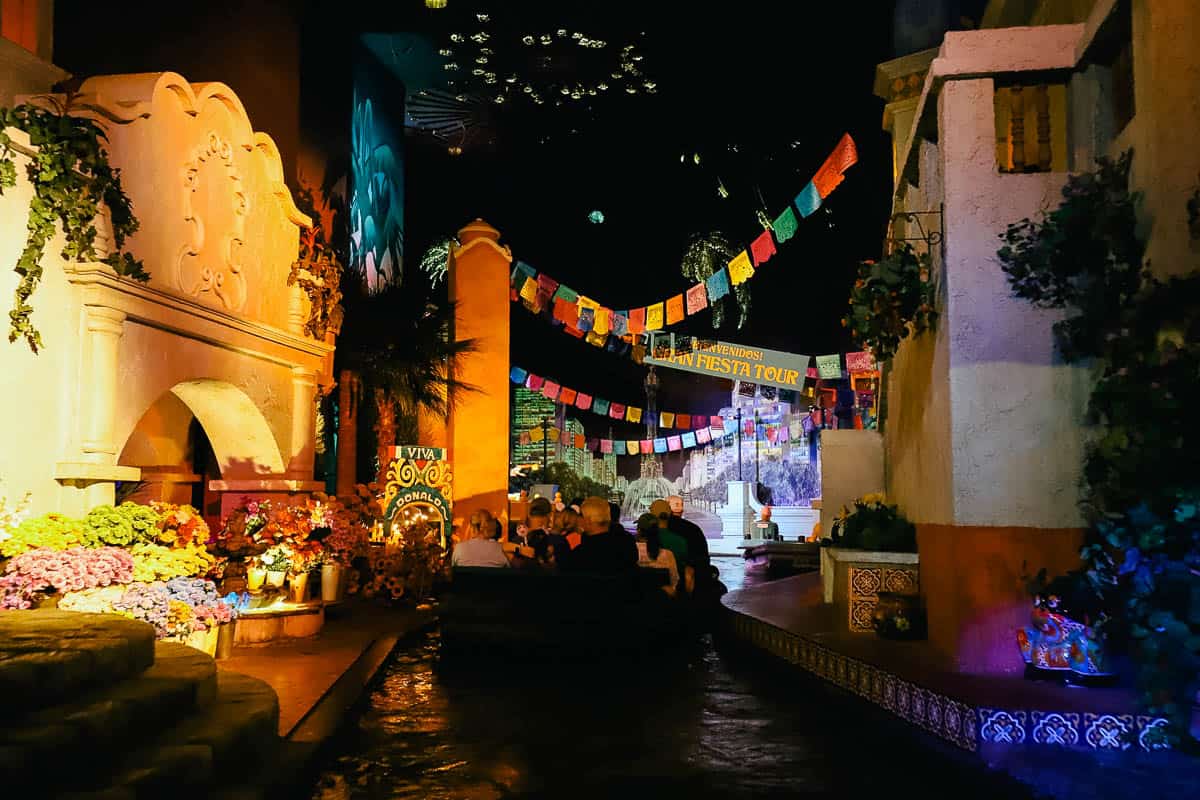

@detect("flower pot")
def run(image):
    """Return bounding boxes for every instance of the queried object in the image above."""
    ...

[287,572,309,603]
[215,622,235,660]
[185,626,219,657]
[266,570,287,589]
[246,566,266,592]
[321,563,343,602]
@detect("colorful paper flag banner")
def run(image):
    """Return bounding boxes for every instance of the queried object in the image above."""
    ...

[508,136,859,348]
[750,230,777,267]
[816,354,843,379]
[845,351,876,372]
[727,251,755,286]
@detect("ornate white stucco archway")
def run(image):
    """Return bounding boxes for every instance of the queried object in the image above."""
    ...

[0,72,336,516]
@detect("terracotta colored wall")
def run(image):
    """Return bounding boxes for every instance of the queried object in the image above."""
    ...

[447,221,512,524]
[918,522,1084,674]
[1,0,52,59]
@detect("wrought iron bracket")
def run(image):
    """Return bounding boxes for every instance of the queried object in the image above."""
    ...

[885,205,944,254]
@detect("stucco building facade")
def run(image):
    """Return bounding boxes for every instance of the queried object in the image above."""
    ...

[876,0,1200,672]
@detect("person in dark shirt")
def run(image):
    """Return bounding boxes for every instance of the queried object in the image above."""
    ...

[562,496,637,573]
[667,495,710,572]
[524,496,570,567]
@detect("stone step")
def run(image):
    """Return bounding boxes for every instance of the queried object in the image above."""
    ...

[0,610,156,718]
[156,670,280,773]
[70,669,281,798]
[0,642,216,788]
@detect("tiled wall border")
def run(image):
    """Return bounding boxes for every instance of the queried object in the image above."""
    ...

[723,609,1169,754]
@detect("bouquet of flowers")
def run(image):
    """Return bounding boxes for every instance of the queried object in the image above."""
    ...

[310,493,372,566]
[165,600,195,638]
[259,543,293,573]
[210,500,271,562]
[288,539,325,575]
[0,489,32,552]
[257,503,313,548]
[830,493,917,552]
[0,512,84,558]
[0,546,134,608]
[129,542,215,583]
[81,503,163,548]
[151,503,209,548]
[164,576,237,627]
[59,584,128,614]
[191,601,234,630]
[112,582,171,635]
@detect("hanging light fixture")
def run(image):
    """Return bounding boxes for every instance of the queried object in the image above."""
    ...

[425,0,447,8]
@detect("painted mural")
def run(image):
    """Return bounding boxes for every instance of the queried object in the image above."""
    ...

[350,43,406,294]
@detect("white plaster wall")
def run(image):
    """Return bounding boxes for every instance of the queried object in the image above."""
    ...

[0,130,82,513]
[819,431,886,537]
[884,138,955,526]
[939,79,1090,528]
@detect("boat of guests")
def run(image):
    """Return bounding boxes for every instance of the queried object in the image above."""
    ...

[439,495,726,661]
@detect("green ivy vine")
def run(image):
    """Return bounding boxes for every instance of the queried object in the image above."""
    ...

[0,103,148,352]
[998,151,1200,747]
[842,243,937,362]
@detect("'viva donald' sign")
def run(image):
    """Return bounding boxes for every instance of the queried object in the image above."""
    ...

[380,446,453,545]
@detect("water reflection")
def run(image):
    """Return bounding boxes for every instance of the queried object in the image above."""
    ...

[312,564,1032,799]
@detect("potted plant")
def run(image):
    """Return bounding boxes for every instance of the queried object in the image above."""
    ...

[260,544,292,588]
[830,493,917,552]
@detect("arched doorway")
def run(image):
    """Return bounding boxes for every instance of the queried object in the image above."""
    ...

[119,379,287,524]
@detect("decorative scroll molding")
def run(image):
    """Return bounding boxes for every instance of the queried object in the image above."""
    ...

[57,72,311,228]
[179,131,249,311]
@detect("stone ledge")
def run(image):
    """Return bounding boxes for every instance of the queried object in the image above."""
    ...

[720,574,1178,760]
[208,479,326,493]
[0,611,155,717]
[54,462,143,483]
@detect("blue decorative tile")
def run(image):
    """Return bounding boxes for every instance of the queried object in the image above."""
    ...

[1084,713,1132,750]
[895,682,912,719]
[1136,716,1171,752]
[1031,712,1080,747]
[925,692,943,734]
[979,709,1027,745]
[881,675,896,711]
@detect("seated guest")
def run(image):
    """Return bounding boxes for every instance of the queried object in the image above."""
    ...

[561,497,637,573]
[667,495,711,572]
[553,507,584,550]
[523,496,569,566]
[608,501,627,536]
[652,501,691,594]
[754,505,781,541]
[451,511,510,568]
[635,512,679,596]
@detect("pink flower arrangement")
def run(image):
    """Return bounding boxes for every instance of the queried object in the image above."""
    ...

[191,602,234,631]
[1,547,134,609]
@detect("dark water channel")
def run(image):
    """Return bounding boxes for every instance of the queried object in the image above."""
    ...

[311,561,1034,800]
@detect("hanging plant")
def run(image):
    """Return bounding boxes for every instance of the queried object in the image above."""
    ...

[0,103,149,352]
[998,150,1200,746]
[842,243,937,362]
[288,225,344,339]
